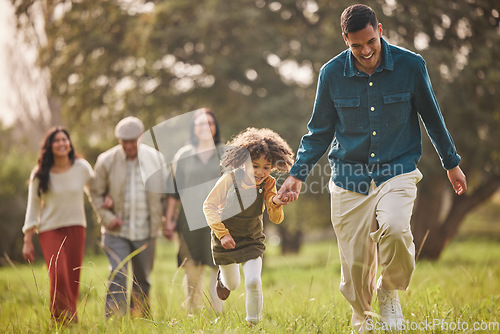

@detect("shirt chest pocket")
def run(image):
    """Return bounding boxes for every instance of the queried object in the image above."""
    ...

[333,97,362,129]
[383,91,411,127]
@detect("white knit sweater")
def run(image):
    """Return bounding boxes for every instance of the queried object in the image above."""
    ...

[23,158,94,234]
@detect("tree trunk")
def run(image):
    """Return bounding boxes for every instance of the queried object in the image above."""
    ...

[412,173,449,260]
[277,223,303,254]
[412,175,500,260]
[264,199,304,254]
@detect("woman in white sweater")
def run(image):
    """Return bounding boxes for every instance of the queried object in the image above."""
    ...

[22,127,94,324]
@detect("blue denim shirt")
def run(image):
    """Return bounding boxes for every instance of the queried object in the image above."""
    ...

[289,38,460,194]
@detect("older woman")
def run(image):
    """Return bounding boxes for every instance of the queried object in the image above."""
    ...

[22,127,94,324]
[164,108,223,314]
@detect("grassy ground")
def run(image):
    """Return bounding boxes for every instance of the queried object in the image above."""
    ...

[1,238,499,333]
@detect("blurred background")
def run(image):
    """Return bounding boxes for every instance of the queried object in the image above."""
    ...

[0,0,499,264]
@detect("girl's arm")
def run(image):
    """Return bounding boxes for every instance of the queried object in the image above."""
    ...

[203,173,233,239]
[220,234,235,249]
[263,176,284,224]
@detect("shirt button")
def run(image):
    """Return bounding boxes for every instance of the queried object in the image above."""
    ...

[372,131,377,136]
[370,107,375,111]
[371,153,375,157]
[369,82,373,86]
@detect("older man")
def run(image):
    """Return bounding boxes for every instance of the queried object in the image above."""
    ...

[91,116,165,318]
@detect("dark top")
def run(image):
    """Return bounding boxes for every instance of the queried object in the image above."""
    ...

[289,38,460,194]
[168,145,223,267]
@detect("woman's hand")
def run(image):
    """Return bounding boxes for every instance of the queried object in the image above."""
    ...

[163,219,177,241]
[22,230,35,263]
[221,234,235,249]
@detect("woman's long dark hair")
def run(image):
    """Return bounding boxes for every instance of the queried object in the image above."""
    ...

[34,127,76,196]
[189,108,221,146]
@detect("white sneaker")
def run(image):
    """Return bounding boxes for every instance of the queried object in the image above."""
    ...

[377,276,404,331]
[351,312,370,333]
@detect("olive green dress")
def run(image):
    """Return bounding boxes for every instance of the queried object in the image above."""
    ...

[211,172,267,266]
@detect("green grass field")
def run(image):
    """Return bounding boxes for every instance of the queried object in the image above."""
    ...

[1,238,499,333]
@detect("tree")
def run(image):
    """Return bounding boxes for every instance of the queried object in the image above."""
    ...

[14,0,339,254]
[11,0,500,259]
[383,0,500,259]
[0,125,37,263]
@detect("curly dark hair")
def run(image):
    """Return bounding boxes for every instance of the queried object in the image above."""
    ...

[34,127,76,196]
[221,127,294,173]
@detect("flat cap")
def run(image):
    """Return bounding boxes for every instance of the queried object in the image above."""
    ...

[115,116,144,140]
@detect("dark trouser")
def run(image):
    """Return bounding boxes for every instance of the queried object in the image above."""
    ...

[102,234,155,317]
[39,225,85,323]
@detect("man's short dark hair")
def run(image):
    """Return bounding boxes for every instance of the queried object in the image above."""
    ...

[341,4,378,36]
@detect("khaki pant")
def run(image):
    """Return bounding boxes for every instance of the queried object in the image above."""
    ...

[330,169,423,326]
[178,234,223,314]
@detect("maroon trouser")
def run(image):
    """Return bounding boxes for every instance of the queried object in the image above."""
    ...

[39,225,85,323]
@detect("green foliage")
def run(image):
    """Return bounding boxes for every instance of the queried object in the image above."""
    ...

[383,0,500,188]
[26,0,500,184]
[0,239,499,333]
[459,192,500,239]
[0,126,36,263]
[10,0,500,258]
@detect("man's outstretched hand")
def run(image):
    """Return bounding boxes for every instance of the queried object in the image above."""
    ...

[277,175,303,203]
[447,165,467,195]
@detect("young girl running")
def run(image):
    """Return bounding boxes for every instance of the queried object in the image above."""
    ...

[203,127,294,324]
